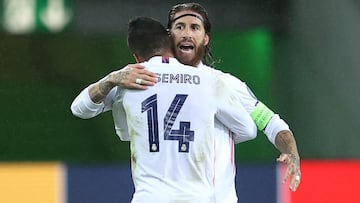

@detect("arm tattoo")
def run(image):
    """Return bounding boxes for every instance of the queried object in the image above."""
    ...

[116,70,129,87]
[275,130,300,159]
[89,74,115,104]
[98,75,114,95]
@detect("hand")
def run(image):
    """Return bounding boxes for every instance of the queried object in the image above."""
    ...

[277,153,301,192]
[111,64,157,90]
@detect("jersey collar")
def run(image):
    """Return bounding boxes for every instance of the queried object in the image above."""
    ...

[147,56,181,65]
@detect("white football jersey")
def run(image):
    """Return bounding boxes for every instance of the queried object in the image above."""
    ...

[70,58,290,203]
[112,56,256,203]
[198,63,291,203]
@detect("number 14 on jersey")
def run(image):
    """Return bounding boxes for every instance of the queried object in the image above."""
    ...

[141,94,195,153]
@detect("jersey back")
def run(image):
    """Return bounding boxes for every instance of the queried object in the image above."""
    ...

[118,58,218,202]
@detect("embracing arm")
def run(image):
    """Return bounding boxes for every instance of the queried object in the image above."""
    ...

[89,64,157,103]
[215,74,257,141]
[70,86,112,119]
[223,72,301,191]
[275,130,301,192]
[71,64,157,118]
[275,131,299,159]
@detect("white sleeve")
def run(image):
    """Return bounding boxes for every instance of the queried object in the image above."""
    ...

[112,92,130,141]
[70,85,117,119]
[215,75,257,142]
[263,114,291,145]
[222,73,258,113]
[221,73,291,145]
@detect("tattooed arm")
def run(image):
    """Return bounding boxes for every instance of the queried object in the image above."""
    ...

[275,130,301,192]
[71,64,157,118]
[89,64,157,103]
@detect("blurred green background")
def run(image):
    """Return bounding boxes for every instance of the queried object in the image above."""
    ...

[1,0,359,163]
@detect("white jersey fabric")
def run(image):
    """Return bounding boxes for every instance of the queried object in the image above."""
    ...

[71,56,257,203]
[197,62,291,203]
[70,59,291,203]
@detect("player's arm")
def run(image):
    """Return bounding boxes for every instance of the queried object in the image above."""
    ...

[224,73,301,191]
[215,75,257,141]
[222,73,290,143]
[70,85,116,119]
[89,64,157,103]
[275,130,300,192]
[70,63,157,118]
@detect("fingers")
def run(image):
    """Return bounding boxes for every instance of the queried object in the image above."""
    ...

[288,166,301,191]
[128,64,157,79]
[277,154,292,165]
[140,74,158,85]
[117,64,157,89]
[276,154,287,163]
[277,153,301,192]
[132,72,157,89]
[127,64,145,69]
[130,83,149,90]
[290,172,301,191]
[282,163,293,183]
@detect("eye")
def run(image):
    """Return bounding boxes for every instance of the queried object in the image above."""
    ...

[175,24,184,30]
[191,24,200,31]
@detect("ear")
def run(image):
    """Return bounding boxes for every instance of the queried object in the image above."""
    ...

[133,53,141,63]
[204,33,210,46]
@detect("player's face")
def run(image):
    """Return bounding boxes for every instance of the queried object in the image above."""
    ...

[170,11,209,67]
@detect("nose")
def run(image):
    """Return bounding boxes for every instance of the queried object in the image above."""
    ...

[180,27,193,40]
[182,36,193,41]
[180,26,192,38]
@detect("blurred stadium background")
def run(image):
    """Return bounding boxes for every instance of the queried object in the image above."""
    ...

[1,0,359,202]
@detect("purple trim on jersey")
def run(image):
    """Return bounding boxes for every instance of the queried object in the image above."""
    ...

[162,56,169,63]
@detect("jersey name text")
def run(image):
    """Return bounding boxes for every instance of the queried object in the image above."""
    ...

[156,73,200,84]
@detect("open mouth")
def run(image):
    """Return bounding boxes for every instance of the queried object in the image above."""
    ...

[180,45,194,51]
[179,43,194,53]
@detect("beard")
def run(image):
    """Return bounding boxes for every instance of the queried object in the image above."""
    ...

[175,40,207,67]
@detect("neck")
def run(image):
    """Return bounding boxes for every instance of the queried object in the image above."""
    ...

[154,51,174,58]
[162,50,174,58]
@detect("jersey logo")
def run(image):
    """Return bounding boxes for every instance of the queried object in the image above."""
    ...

[162,56,169,63]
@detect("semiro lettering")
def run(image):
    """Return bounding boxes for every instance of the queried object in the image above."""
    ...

[156,73,200,84]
